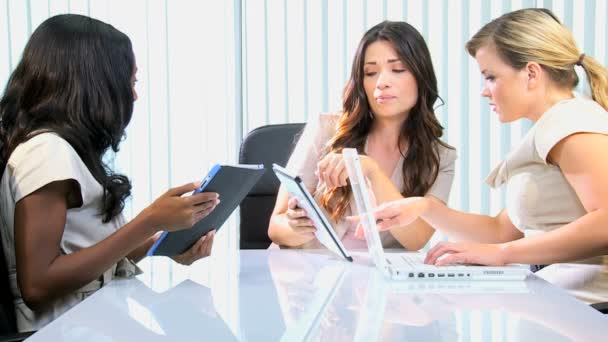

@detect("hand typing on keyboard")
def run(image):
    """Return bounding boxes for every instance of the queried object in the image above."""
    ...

[424,241,509,266]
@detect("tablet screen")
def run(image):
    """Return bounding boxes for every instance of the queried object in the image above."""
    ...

[272,164,353,262]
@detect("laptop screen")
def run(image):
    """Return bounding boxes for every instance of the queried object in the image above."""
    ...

[343,148,388,271]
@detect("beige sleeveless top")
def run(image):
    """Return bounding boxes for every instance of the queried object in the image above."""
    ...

[0,133,140,331]
[486,97,608,304]
[284,113,457,250]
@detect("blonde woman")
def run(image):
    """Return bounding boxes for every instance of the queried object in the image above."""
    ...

[356,8,608,304]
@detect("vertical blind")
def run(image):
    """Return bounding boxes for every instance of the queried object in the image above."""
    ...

[242,0,607,217]
[2,0,606,237]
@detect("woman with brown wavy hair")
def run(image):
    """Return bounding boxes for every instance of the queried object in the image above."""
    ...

[268,21,456,250]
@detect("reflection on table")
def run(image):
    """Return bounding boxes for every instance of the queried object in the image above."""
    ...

[27,250,608,341]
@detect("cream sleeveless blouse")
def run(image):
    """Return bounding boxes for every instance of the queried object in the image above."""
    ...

[0,133,140,331]
[485,97,608,304]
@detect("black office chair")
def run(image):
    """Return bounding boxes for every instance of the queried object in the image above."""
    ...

[238,123,305,249]
[0,233,34,341]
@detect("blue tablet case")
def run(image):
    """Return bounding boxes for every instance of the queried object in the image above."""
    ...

[148,164,264,256]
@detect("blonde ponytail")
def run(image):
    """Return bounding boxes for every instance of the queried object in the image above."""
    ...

[466,8,608,111]
[580,55,608,111]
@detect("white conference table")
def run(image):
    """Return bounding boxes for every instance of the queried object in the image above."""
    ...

[26,249,608,341]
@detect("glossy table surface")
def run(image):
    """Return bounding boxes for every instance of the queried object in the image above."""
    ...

[27,250,608,341]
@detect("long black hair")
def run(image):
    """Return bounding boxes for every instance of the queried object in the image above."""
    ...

[322,20,452,220]
[0,14,135,222]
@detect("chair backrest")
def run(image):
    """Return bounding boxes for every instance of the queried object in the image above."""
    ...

[238,123,305,249]
[0,231,17,334]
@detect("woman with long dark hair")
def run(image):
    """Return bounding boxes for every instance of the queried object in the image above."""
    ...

[269,21,456,250]
[0,14,219,331]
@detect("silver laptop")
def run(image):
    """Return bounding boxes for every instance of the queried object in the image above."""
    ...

[342,148,529,281]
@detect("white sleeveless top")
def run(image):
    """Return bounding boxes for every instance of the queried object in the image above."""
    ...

[0,132,140,331]
[485,97,608,304]
[285,113,457,250]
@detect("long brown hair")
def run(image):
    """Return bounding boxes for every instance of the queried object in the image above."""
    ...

[320,21,451,221]
[466,8,608,110]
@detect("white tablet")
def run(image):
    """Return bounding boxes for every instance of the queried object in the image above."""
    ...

[272,164,353,262]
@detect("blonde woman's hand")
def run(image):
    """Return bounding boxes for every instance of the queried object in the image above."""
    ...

[316,152,378,188]
[142,182,220,232]
[347,197,428,239]
[171,230,215,265]
[424,241,508,267]
[285,197,316,240]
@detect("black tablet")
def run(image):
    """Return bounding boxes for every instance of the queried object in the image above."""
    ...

[272,164,353,262]
[148,164,265,256]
